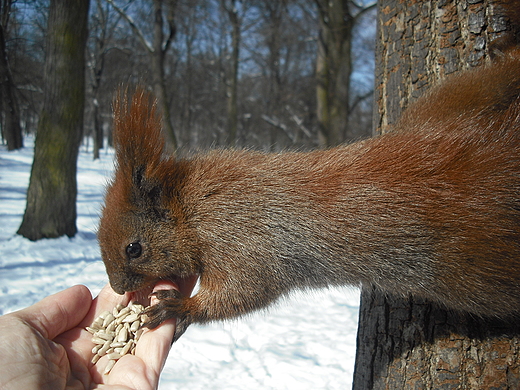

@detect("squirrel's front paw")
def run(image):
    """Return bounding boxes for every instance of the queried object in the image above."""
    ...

[143,289,192,342]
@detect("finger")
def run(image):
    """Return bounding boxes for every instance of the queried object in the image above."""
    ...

[13,285,92,340]
[91,284,177,388]
[129,281,177,384]
[55,284,135,387]
[81,284,132,329]
[116,317,176,387]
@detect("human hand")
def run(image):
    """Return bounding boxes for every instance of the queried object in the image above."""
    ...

[0,284,177,390]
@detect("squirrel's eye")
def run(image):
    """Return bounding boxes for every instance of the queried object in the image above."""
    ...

[126,242,142,259]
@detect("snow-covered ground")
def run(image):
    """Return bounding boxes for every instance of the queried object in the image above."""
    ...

[0,137,360,389]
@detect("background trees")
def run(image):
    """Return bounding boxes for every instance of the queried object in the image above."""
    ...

[4,0,375,240]
[2,0,376,155]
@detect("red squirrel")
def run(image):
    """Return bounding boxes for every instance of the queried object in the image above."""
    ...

[98,51,520,342]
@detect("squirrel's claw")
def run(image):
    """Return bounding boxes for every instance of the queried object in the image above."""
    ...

[143,289,192,342]
[172,316,191,343]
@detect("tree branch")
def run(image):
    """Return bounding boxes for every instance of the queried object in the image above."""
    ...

[261,114,296,143]
[348,89,374,115]
[285,105,312,138]
[107,0,153,53]
[162,0,177,53]
[353,1,377,23]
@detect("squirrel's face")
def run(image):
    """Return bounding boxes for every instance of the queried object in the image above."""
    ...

[100,89,201,298]
[98,165,201,296]
[98,206,166,294]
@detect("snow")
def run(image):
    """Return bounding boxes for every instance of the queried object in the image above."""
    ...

[0,137,360,389]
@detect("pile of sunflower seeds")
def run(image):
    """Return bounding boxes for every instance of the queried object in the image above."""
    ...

[87,302,147,374]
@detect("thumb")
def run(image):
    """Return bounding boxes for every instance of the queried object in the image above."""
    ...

[14,285,93,340]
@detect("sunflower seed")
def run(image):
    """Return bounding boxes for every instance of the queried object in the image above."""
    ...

[103,359,116,375]
[117,326,128,343]
[102,313,115,328]
[88,300,148,374]
[122,312,139,323]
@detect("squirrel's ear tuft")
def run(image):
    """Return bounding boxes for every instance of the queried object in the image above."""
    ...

[112,86,165,171]
[109,87,171,211]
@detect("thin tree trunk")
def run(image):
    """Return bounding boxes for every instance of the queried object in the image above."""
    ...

[91,0,109,161]
[264,1,284,150]
[315,0,374,147]
[315,0,353,147]
[108,0,177,149]
[223,0,240,147]
[0,2,23,151]
[315,19,330,147]
[152,0,177,149]
[93,100,103,160]
[18,0,89,240]
[353,1,520,388]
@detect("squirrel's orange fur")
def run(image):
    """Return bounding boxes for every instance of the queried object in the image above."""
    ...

[99,52,520,341]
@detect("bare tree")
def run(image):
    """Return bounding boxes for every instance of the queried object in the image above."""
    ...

[17,0,89,240]
[315,0,375,147]
[0,0,23,150]
[4,0,376,154]
[242,0,321,150]
[353,1,520,388]
[108,0,178,148]
[88,0,122,159]
[221,0,241,146]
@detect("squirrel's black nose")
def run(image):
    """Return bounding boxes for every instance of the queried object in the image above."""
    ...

[110,282,127,295]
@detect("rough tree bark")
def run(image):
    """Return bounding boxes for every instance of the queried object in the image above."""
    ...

[353,1,520,389]
[17,0,89,240]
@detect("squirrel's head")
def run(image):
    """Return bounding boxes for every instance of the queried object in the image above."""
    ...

[98,88,200,296]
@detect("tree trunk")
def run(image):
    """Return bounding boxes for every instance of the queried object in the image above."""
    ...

[315,0,375,147]
[222,0,240,147]
[353,1,520,388]
[93,100,103,160]
[266,1,283,151]
[0,1,23,151]
[152,0,177,149]
[315,0,353,147]
[17,0,89,241]
[90,0,109,161]
[354,289,520,389]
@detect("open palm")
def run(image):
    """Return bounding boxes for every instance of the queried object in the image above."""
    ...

[0,284,176,390]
